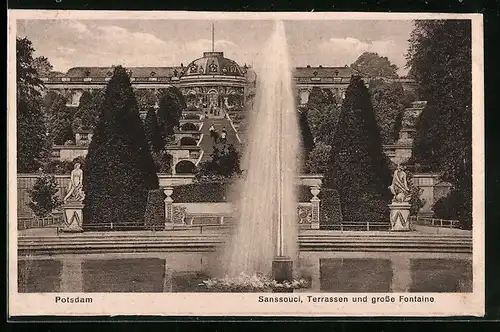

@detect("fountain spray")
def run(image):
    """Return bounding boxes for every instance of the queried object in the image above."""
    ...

[222,20,300,281]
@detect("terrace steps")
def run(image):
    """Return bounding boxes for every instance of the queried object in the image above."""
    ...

[18,230,472,255]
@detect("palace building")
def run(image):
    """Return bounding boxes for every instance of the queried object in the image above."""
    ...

[43,49,417,173]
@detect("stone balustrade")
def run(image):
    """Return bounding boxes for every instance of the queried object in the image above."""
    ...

[163,181,322,229]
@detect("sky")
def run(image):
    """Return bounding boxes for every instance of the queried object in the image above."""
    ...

[17,19,415,76]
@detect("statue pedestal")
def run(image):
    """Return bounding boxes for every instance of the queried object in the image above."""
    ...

[389,202,411,232]
[61,201,84,233]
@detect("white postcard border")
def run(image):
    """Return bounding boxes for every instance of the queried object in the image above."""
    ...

[7,10,485,317]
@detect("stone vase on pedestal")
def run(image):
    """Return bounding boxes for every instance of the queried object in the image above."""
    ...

[61,200,84,233]
[389,202,411,232]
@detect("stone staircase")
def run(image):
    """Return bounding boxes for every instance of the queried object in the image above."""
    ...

[198,116,241,163]
[18,230,472,256]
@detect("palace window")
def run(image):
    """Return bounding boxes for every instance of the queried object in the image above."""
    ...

[209,62,218,72]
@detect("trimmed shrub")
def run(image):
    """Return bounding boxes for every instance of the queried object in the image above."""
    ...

[196,144,241,179]
[152,150,173,174]
[433,189,472,230]
[83,66,159,231]
[319,188,342,227]
[325,76,391,223]
[171,182,314,203]
[144,189,165,230]
[172,182,227,203]
[179,136,197,146]
[28,172,61,218]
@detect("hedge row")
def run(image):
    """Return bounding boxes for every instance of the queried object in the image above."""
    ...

[319,188,342,227]
[171,182,314,203]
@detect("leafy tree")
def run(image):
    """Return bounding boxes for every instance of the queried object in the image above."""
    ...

[305,141,332,174]
[83,66,159,230]
[152,150,173,174]
[196,144,242,180]
[406,20,472,227]
[316,104,342,145]
[369,79,406,144]
[16,37,51,172]
[28,171,61,218]
[351,52,399,78]
[134,89,157,110]
[33,56,53,77]
[143,107,164,152]
[305,86,342,145]
[307,87,329,109]
[325,75,391,222]
[157,86,186,140]
[47,94,74,145]
[73,90,103,131]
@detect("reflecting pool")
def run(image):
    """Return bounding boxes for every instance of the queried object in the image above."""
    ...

[18,251,472,293]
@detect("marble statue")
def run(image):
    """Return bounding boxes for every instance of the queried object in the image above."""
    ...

[63,163,85,203]
[388,165,411,203]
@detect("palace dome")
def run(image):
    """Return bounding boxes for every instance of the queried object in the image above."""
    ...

[183,52,244,77]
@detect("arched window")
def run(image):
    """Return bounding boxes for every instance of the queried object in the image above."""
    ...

[175,160,196,174]
[180,137,197,146]
[180,123,198,131]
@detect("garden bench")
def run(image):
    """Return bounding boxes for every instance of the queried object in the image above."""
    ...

[183,213,233,226]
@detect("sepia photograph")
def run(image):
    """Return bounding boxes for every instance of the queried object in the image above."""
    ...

[8,11,484,316]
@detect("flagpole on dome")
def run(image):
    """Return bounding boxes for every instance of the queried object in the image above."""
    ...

[211,22,215,52]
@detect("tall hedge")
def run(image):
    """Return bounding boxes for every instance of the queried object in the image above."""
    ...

[299,110,315,172]
[325,75,391,222]
[319,188,342,227]
[83,66,159,230]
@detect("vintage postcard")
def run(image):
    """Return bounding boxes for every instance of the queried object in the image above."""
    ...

[8,10,484,317]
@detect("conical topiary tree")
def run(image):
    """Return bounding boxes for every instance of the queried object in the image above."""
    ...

[325,75,391,223]
[298,109,315,172]
[83,66,159,230]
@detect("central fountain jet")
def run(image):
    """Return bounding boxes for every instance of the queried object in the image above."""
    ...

[222,20,300,282]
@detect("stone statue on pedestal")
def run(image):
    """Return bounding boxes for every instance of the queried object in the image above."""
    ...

[388,165,412,231]
[64,163,85,203]
[389,165,411,203]
[61,163,85,233]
